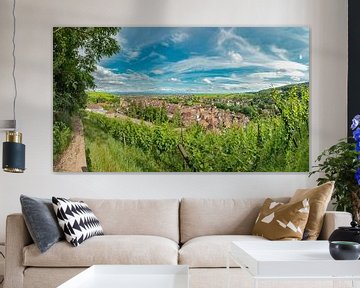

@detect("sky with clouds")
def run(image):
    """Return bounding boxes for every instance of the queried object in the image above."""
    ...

[94,27,309,94]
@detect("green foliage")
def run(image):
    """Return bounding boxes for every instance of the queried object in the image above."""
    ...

[126,101,169,125]
[240,106,258,118]
[85,104,308,172]
[84,119,165,172]
[310,140,360,213]
[53,121,72,162]
[82,84,309,172]
[172,108,182,127]
[271,86,309,149]
[53,27,120,121]
[87,92,119,104]
[84,113,185,171]
[214,102,259,118]
[181,116,307,172]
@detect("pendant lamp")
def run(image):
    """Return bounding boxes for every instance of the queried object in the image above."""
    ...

[1,0,26,173]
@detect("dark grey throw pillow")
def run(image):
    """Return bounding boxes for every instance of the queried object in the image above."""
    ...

[20,195,64,253]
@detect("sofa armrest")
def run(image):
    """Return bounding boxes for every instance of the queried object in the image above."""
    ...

[4,213,33,288]
[318,211,352,240]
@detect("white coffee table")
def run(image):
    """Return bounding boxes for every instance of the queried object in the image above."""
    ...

[228,241,360,288]
[57,265,189,288]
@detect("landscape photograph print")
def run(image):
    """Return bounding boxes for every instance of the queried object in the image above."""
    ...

[53,27,310,172]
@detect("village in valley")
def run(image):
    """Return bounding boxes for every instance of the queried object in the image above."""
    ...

[86,94,257,131]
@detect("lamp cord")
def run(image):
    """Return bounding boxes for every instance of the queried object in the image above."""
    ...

[0,251,4,284]
[12,0,17,129]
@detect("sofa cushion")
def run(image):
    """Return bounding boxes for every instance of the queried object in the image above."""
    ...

[23,235,178,267]
[252,198,310,240]
[179,235,267,268]
[290,181,334,240]
[72,198,179,243]
[52,197,104,247]
[180,198,289,243]
[20,195,64,253]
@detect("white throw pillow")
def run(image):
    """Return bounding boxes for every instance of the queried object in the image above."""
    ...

[52,197,103,247]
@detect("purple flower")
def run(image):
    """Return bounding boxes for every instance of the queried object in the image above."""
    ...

[352,115,360,130]
[351,115,360,186]
[356,167,360,186]
[353,128,360,142]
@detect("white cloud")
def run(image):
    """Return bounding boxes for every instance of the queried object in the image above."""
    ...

[148,51,166,60]
[98,28,309,93]
[159,87,173,91]
[270,45,288,60]
[220,82,273,92]
[228,51,243,63]
[215,28,308,77]
[171,32,189,43]
[93,65,125,82]
[203,78,212,84]
[128,50,139,59]
[93,65,157,92]
[150,29,308,80]
[265,60,308,72]
[153,55,308,82]
[93,66,126,91]
[216,28,265,61]
[113,49,140,61]
[159,56,238,74]
[248,72,282,80]
[248,69,305,81]
[117,33,128,46]
[290,30,309,45]
[152,69,165,75]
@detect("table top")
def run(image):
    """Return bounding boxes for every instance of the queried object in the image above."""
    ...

[231,240,360,278]
[58,265,189,288]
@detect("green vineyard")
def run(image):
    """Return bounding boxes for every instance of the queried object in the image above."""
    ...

[82,84,309,172]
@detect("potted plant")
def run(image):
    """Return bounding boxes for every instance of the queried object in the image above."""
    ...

[310,115,360,222]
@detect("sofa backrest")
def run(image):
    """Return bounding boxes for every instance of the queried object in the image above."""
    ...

[73,198,180,243]
[180,198,289,243]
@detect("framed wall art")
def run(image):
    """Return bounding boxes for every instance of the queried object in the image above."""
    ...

[53,27,309,172]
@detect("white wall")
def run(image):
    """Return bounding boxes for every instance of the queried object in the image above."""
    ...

[0,0,348,242]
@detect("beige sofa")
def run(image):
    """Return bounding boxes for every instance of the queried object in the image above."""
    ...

[4,198,352,288]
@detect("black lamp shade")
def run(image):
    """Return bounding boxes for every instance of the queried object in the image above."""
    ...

[2,141,25,173]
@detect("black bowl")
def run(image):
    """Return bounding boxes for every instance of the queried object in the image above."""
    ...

[329,241,360,260]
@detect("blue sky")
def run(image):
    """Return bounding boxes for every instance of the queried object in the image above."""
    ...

[94,27,309,94]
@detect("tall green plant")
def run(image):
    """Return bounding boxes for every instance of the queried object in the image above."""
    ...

[310,140,360,212]
[310,115,360,221]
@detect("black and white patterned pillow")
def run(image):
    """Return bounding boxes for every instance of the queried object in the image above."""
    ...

[52,197,104,247]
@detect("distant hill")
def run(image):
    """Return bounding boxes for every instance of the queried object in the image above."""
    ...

[256,82,309,96]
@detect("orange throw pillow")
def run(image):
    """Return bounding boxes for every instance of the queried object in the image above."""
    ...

[252,198,310,240]
[289,181,334,240]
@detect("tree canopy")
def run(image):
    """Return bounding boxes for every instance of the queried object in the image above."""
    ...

[53,27,120,121]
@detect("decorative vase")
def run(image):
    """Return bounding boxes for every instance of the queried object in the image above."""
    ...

[329,241,360,260]
[328,221,360,244]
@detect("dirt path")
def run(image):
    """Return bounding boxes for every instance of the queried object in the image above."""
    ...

[54,117,87,172]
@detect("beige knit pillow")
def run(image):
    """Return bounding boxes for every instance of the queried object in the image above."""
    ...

[289,181,334,240]
[252,198,310,240]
